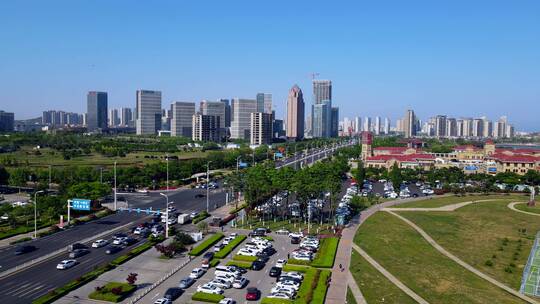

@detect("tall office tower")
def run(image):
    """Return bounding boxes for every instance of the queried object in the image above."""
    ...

[170,102,195,137]
[286,85,305,140]
[250,112,273,145]
[82,113,87,126]
[472,118,484,137]
[87,91,108,131]
[161,108,172,131]
[483,120,493,138]
[218,99,231,128]
[395,119,403,132]
[354,117,362,134]
[273,119,284,138]
[231,99,257,140]
[505,124,514,138]
[42,111,51,125]
[192,114,220,142]
[456,119,464,137]
[446,118,457,137]
[66,113,79,125]
[200,100,226,129]
[256,93,272,114]
[461,118,473,137]
[312,100,332,138]
[136,90,162,135]
[312,80,332,104]
[374,116,381,135]
[120,107,133,127]
[331,107,339,137]
[305,114,312,138]
[58,111,67,126]
[363,117,371,132]
[434,115,447,138]
[383,117,390,134]
[403,109,416,138]
[494,116,508,138]
[108,109,119,127]
[0,111,14,132]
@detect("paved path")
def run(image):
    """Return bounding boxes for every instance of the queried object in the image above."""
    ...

[346,271,367,304]
[508,202,540,217]
[352,243,429,304]
[384,198,513,212]
[385,210,540,304]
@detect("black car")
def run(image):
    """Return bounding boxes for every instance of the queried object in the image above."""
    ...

[250,228,267,237]
[291,236,301,244]
[202,252,214,260]
[15,245,37,255]
[228,265,248,274]
[69,248,90,258]
[256,253,269,263]
[164,287,183,300]
[179,277,195,289]
[123,237,138,246]
[269,266,281,277]
[252,260,265,271]
[105,245,122,254]
[262,247,276,255]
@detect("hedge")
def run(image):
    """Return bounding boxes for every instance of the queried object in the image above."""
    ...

[191,292,225,303]
[209,259,220,267]
[226,260,253,269]
[189,233,224,256]
[282,264,310,273]
[310,237,339,268]
[214,235,247,259]
[261,298,293,304]
[232,254,258,262]
[295,268,318,304]
[88,282,136,302]
[192,211,210,224]
[287,259,311,266]
[312,270,331,304]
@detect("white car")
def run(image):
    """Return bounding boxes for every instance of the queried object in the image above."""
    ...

[268,292,291,299]
[133,227,149,235]
[288,232,303,238]
[275,259,287,268]
[276,281,300,290]
[56,259,77,270]
[230,233,238,237]
[213,244,224,252]
[237,248,258,256]
[197,283,224,294]
[189,268,206,279]
[422,189,434,195]
[222,237,233,245]
[232,277,248,289]
[218,298,236,304]
[92,239,108,248]
[210,278,231,289]
[275,228,290,235]
[113,237,128,245]
[271,287,296,297]
[215,274,237,283]
[153,298,172,304]
[282,271,303,280]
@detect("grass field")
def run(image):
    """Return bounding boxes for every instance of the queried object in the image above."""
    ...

[3,146,208,167]
[397,199,540,289]
[521,233,540,297]
[393,194,527,209]
[515,202,540,215]
[349,250,415,304]
[354,211,527,303]
[346,287,357,304]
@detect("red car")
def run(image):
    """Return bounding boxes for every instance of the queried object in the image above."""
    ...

[245,287,260,301]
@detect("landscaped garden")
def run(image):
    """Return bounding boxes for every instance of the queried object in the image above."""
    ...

[88,282,136,302]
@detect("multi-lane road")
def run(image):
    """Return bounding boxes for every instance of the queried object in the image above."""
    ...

[0,141,353,303]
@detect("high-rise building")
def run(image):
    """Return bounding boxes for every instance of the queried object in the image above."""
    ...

[483,119,493,138]
[273,119,285,138]
[231,99,257,140]
[108,109,119,127]
[472,118,484,137]
[305,114,312,138]
[120,107,133,127]
[256,93,272,114]
[494,116,507,138]
[192,114,220,142]
[171,102,195,137]
[87,91,108,131]
[331,107,339,137]
[505,124,514,138]
[403,109,416,138]
[200,100,226,129]
[374,117,381,135]
[219,99,231,128]
[363,117,371,133]
[0,111,14,132]
[250,112,273,145]
[446,118,457,137]
[462,118,473,137]
[136,90,162,135]
[312,80,332,104]
[354,117,362,134]
[286,85,305,140]
[383,117,390,134]
[435,115,447,138]
[312,100,332,138]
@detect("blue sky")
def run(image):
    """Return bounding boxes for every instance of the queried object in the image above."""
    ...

[1,0,539,131]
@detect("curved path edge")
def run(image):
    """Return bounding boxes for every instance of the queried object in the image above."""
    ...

[385,210,540,304]
[352,243,430,304]
[508,202,540,217]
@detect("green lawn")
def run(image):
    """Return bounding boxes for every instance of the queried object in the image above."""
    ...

[88,282,135,302]
[189,233,224,256]
[393,194,526,209]
[397,199,540,289]
[355,211,527,303]
[515,202,540,215]
[349,250,415,304]
[346,287,357,304]
[311,237,339,268]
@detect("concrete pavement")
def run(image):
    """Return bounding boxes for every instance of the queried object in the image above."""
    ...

[508,201,540,217]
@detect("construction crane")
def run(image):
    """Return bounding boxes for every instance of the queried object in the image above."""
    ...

[310,72,320,80]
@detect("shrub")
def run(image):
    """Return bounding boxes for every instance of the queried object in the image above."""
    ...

[214,235,246,259]
[189,233,224,256]
[209,259,220,267]
[485,260,494,267]
[232,254,257,262]
[282,264,310,273]
[287,259,311,266]
[311,237,339,268]
[226,260,253,269]
[191,291,225,303]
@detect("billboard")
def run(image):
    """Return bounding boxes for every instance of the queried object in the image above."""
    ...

[71,199,91,211]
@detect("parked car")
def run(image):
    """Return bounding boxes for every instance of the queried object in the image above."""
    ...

[232,277,248,289]
[189,268,206,279]
[269,266,282,277]
[275,259,287,268]
[56,259,77,270]
[153,299,171,304]
[197,283,224,294]
[245,287,261,301]
[15,245,37,255]
[290,236,301,244]
[252,260,265,271]
[69,248,89,258]
[179,277,195,289]
[164,287,183,300]
[218,299,236,304]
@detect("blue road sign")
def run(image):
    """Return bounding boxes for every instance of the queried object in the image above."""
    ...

[71,199,91,211]
[275,152,283,158]
[239,162,248,168]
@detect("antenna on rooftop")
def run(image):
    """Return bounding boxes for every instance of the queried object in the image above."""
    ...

[310,73,320,80]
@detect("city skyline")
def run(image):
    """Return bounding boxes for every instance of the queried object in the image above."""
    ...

[1,1,539,131]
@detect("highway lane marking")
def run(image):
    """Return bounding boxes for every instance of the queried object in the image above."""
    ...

[16,283,46,298]
[5,281,31,296]
[151,293,159,299]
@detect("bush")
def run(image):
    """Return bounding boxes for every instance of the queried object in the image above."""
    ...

[191,292,225,303]
[175,232,195,245]
[287,259,311,266]
[226,260,253,269]
[232,254,258,262]
[214,235,246,259]
[312,270,331,304]
[192,211,210,224]
[311,237,339,268]
[88,282,135,302]
[209,259,220,267]
[261,298,292,304]
[189,233,224,256]
[485,260,494,267]
[282,264,310,273]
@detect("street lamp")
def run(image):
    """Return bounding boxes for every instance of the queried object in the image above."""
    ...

[34,190,44,239]
[206,161,212,212]
[166,154,169,192]
[159,193,169,238]
[114,161,117,211]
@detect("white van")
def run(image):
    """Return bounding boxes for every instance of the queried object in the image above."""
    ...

[214,266,241,278]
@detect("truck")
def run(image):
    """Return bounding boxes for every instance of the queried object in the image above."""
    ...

[177,213,191,225]
[67,243,86,252]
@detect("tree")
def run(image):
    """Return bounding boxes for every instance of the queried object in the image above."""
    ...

[0,166,9,185]
[352,163,366,195]
[126,273,138,285]
[197,221,209,234]
[389,163,403,189]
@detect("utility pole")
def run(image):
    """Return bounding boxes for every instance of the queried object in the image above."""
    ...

[160,193,169,238]
[113,162,117,211]
[166,154,169,192]
[34,190,44,239]
[206,161,212,212]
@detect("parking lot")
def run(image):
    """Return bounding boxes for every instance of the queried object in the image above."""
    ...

[142,230,301,303]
